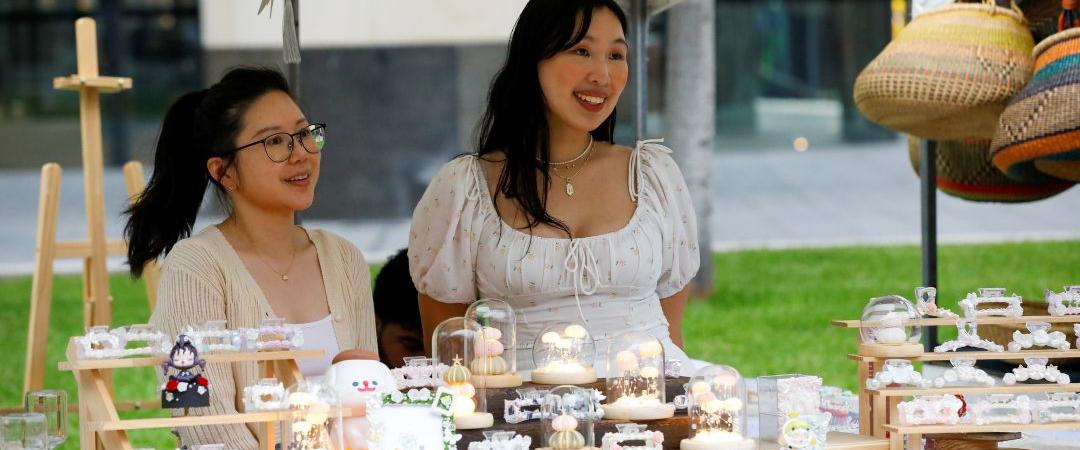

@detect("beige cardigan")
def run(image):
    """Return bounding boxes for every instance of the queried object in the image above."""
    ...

[149,226,377,449]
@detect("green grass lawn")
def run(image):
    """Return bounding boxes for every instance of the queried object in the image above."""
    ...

[0,240,1077,448]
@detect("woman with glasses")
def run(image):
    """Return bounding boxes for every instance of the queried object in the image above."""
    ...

[125,67,376,448]
[409,0,699,377]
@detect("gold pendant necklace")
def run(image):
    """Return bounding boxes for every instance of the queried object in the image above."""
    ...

[550,136,594,197]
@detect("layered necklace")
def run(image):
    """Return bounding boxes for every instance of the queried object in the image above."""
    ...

[540,135,595,197]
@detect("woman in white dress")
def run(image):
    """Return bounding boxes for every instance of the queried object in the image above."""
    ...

[408,0,699,375]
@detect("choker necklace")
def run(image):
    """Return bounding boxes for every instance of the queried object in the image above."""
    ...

[538,135,594,166]
[550,137,595,197]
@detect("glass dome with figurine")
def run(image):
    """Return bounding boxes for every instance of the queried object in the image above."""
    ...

[532,323,597,385]
[465,299,523,388]
[603,331,674,420]
[433,316,494,429]
[858,295,923,357]
[540,385,599,450]
[284,378,343,450]
[681,365,755,450]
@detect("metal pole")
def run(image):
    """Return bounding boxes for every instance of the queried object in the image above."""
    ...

[920,139,938,351]
[288,0,301,98]
[630,0,648,140]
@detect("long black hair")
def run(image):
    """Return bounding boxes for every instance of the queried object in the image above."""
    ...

[476,0,629,237]
[124,67,292,276]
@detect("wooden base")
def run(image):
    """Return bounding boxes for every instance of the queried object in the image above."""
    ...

[928,432,1021,450]
[602,402,675,420]
[681,437,756,449]
[454,412,494,430]
[858,342,923,358]
[473,372,523,388]
[531,367,597,385]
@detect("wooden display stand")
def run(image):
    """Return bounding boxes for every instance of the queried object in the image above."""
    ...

[24,17,161,397]
[834,315,1080,449]
[60,338,351,450]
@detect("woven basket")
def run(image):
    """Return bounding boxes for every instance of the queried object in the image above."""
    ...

[855,1,1035,140]
[991,27,1080,182]
[907,137,1074,202]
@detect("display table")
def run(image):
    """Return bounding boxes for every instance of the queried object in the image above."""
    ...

[757,432,888,450]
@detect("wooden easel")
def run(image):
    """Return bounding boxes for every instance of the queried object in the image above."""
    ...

[23,17,160,396]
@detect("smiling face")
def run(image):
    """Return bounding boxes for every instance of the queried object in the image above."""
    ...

[537,6,629,135]
[211,90,320,213]
[351,378,380,393]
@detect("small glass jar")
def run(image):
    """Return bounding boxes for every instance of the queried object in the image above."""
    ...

[466,299,523,388]
[243,378,287,412]
[432,317,494,429]
[680,365,755,450]
[602,331,673,420]
[532,323,597,385]
[540,385,598,450]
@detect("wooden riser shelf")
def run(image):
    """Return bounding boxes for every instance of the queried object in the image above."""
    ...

[833,316,1080,328]
[59,349,323,371]
[849,349,1080,363]
[885,421,1080,434]
[869,383,1080,397]
[93,406,366,432]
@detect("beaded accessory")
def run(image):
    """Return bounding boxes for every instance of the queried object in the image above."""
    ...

[934,318,1004,353]
[970,394,1032,425]
[601,423,663,450]
[959,288,1023,318]
[898,395,964,426]
[1008,321,1070,352]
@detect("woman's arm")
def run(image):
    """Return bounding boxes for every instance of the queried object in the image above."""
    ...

[418,293,469,355]
[660,286,690,349]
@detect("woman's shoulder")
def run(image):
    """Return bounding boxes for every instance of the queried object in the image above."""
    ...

[430,153,483,183]
[306,229,369,268]
[162,226,228,268]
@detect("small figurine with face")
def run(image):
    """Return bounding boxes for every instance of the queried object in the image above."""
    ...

[161,335,210,408]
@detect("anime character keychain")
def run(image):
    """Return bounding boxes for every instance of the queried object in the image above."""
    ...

[161,335,210,408]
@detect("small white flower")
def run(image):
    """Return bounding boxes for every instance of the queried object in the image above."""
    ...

[390,391,404,403]
[165,392,174,402]
[418,389,432,401]
[197,386,207,395]
[177,382,189,393]
[407,389,421,400]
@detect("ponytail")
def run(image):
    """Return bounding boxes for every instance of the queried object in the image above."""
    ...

[124,67,292,276]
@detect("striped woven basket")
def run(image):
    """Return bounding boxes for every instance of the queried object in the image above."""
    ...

[991,27,1080,182]
[855,1,1035,140]
[907,137,1073,202]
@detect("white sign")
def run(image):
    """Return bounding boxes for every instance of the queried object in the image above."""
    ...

[200,0,529,49]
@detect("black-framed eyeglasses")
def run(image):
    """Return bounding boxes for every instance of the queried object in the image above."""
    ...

[232,123,326,163]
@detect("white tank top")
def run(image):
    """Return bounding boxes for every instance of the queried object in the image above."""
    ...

[293,315,340,378]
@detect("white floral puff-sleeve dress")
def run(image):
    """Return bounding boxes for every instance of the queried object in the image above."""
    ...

[408,139,700,377]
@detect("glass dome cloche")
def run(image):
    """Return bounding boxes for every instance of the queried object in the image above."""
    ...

[680,365,755,450]
[531,322,597,385]
[858,295,923,358]
[432,316,495,429]
[540,385,600,450]
[465,299,523,388]
[283,378,343,450]
[603,331,675,420]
